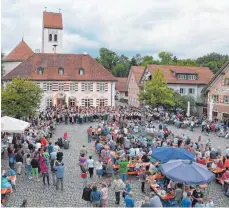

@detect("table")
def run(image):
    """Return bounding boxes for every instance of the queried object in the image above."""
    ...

[208,168,225,174]
[113,162,151,169]
[150,183,174,200]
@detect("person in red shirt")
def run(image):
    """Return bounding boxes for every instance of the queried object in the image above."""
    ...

[41,137,47,147]
[87,126,93,143]
[224,156,229,168]
[197,157,206,166]
[222,169,229,190]
[217,159,224,169]
[211,123,216,132]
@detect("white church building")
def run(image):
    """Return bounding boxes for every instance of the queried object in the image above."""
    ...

[3,11,116,109]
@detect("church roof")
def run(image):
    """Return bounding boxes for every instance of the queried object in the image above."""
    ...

[43,11,63,29]
[3,53,116,82]
[4,39,34,62]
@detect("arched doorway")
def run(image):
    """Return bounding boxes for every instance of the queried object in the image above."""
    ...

[55,92,66,107]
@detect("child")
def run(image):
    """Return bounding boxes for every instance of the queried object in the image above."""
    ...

[81,164,88,186]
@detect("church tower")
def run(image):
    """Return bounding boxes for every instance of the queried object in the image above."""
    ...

[42,10,63,53]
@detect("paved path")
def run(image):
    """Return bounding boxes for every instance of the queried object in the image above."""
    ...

[2,122,229,207]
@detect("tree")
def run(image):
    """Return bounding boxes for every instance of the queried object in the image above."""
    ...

[2,78,43,118]
[133,53,143,65]
[130,57,137,66]
[138,69,174,108]
[158,51,173,64]
[173,92,196,113]
[1,53,5,75]
[139,55,154,67]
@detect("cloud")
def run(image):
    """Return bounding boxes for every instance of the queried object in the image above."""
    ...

[1,0,229,59]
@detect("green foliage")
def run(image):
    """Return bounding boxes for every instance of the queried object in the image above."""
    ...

[96,48,228,77]
[2,78,43,118]
[173,92,196,113]
[1,53,5,76]
[138,70,175,108]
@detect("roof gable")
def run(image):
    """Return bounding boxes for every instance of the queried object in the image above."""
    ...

[116,77,128,92]
[3,53,116,81]
[127,66,145,87]
[43,12,63,29]
[147,64,213,85]
[4,40,34,62]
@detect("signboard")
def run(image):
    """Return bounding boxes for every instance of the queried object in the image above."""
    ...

[214,88,229,92]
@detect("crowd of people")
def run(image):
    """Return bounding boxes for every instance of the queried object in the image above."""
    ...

[1,105,229,207]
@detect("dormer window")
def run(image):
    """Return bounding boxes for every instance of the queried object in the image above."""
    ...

[79,68,85,76]
[188,75,197,80]
[177,74,186,80]
[58,67,64,75]
[37,67,44,75]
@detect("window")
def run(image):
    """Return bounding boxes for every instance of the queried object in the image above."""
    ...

[70,82,78,91]
[54,34,58,42]
[213,111,218,117]
[100,83,105,91]
[49,34,52,41]
[188,75,197,80]
[180,88,185,94]
[225,78,229,85]
[69,98,76,106]
[79,68,84,76]
[59,83,64,91]
[125,92,128,97]
[58,68,64,75]
[46,98,53,107]
[224,96,229,103]
[37,67,44,75]
[178,74,186,80]
[47,83,52,91]
[188,88,195,94]
[82,99,93,107]
[96,98,108,107]
[212,95,219,103]
[85,83,90,91]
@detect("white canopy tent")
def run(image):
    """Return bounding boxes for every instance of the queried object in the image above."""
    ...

[1,116,30,133]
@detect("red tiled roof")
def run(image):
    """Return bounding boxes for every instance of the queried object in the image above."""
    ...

[3,53,116,81]
[131,66,145,84]
[43,12,63,29]
[147,65,214,85]
[116,77,128,92]
[4,40,34,62]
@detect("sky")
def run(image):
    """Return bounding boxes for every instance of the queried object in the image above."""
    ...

[1,0,229,59]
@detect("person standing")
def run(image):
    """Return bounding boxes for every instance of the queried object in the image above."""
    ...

[95,160,103,180]
[26,154,32,179]
[82,183,92,207]
[87,126,93,143]
[50,158,57,186]
[100,183,108,207]
[112,175,125,205]
[40,159,50,185]
[124,192,134,207]
[54,161,64,191]
[119,158,128,182]
[87,156,95,178]
[139,168,146,193]
[90,186,101,207]
[31,156,39,181]
[15,152,23,175]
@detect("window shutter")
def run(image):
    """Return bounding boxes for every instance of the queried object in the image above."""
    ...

[52,83,58,91]
[105,83,108,91]
[64,82,70,91]
[75,82,78,91]
[43,82,47,91]
[90,83,93,91]
[105,99,108,106]
[81,99,85,106]
[96,99,100,106]
[81,83,85,91]
[90,99,93,106]
[96,83,100,91]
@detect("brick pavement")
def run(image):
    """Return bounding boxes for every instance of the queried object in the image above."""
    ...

[2,122,229,207]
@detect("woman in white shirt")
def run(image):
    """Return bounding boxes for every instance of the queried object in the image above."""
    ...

[95,160,103,179]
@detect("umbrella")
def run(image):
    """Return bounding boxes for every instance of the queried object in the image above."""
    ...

[152,147,195,163]
[160,160,215,185]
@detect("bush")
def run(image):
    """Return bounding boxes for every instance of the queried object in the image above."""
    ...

[120,98,128,103]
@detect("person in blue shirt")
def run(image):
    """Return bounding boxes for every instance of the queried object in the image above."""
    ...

[47,142,54,154]
[96,142,103,153]
[54,161,64,191]
[125,192,134,207]
[1,174,12,192]
[90,186,101,207]
[182,192,192,207]
[123,180,131,198]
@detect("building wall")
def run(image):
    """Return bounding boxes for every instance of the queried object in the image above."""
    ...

[37,81,115,109]
[207,67,229,120]
[168,83,205,101]
[3,61,21,76]
[42,28,63,53]
[128,71,140,107]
